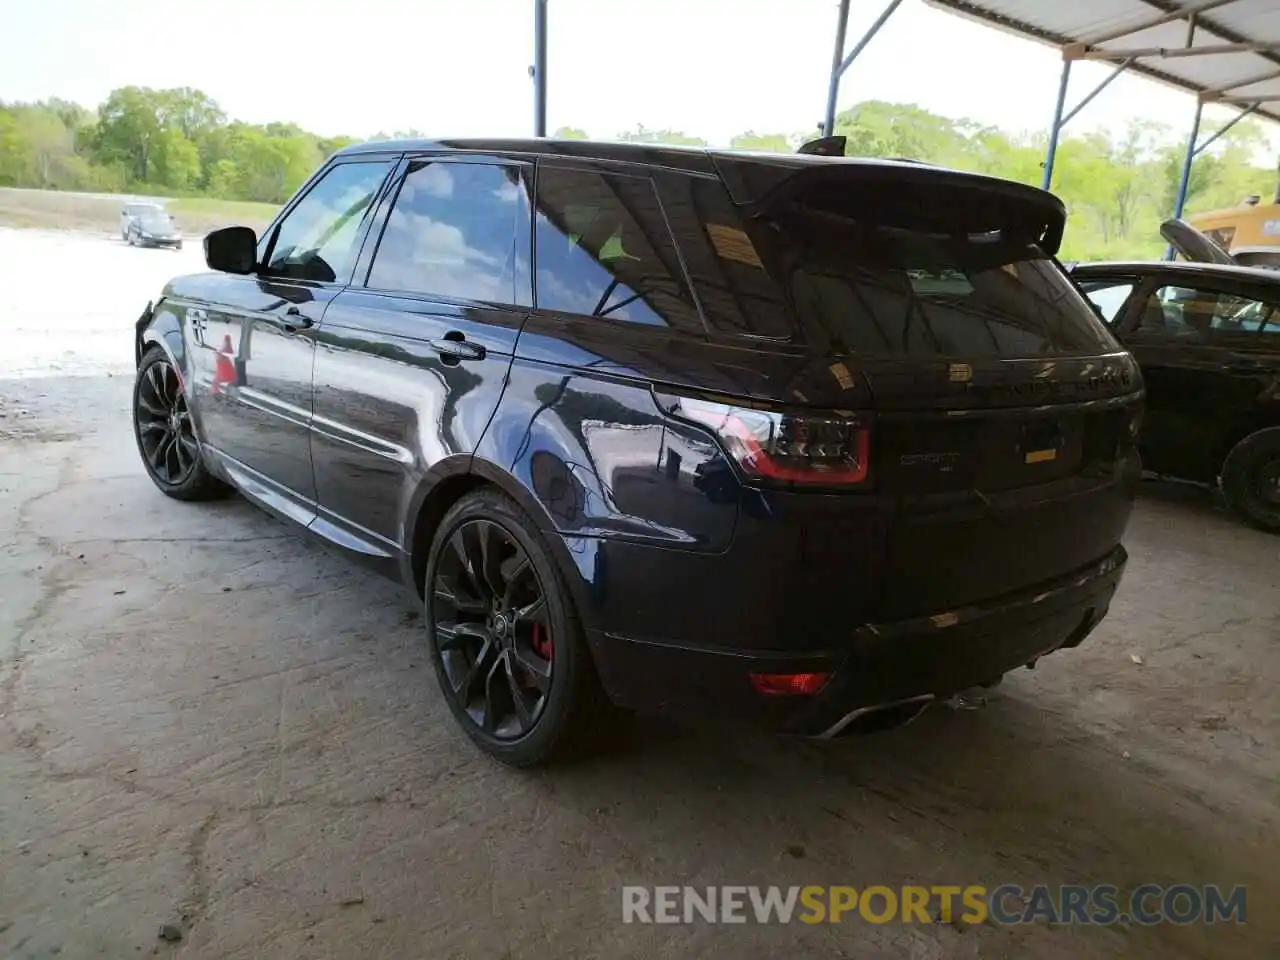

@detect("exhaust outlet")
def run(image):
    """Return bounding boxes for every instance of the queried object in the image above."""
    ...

[819,694,935,739]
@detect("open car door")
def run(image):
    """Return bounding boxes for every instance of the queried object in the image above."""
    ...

[1161,217,1238,265]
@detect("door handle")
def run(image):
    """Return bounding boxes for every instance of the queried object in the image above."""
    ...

[429,335,486,363]
[280,306,314,335]
[1225,358,1268,374]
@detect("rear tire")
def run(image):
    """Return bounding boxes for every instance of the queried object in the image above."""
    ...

[132,346,231,501]
[1220,427,1280,532]
[424,489,613,767]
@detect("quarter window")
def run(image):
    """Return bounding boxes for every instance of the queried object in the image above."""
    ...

[533,166,704,333]
[266,160,393,283]
[368,160,531,305]
[671,176,796,339]
[1079,281,1136,326]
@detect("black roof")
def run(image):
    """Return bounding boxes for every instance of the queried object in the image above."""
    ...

[333,137,1009,185]
[333,138,1067,251]
[1072,260,1280,285]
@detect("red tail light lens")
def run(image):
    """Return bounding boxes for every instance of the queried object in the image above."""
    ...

[672,397,870,487]
[750,672,831,696]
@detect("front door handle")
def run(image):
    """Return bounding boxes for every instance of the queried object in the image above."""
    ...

[280,306,314,335]
[1225,358,1268,374]
[430,335,486,363]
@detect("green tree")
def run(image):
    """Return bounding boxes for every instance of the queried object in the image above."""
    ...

[553,126,589,140]
[151,129,201,190]
[318,135,359,158]
[730,131,792,152]
[616,124,707,146]
[92,86,166,181]
[205,158,240,198]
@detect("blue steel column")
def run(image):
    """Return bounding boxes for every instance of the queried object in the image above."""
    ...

[533,0,548,137]
[822,0,904,139]
[822,0,852,137]
[1173,101,1205,220]
[1042,58,1072,191]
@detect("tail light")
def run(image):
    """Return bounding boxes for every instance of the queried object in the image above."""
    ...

[668,395,871,488]
[750,672,831,696]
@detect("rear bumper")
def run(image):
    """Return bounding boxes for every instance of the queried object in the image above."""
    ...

[590,545,1127,734]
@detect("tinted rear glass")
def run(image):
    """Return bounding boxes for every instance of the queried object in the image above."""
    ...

[683,176,1118,357]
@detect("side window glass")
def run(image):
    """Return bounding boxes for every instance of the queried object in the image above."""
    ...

[1137,284,1280,339]
[368,160,531,305]
[1210,294,1277,335]
[533,166,703,333]
[266,161,392,283]
[1079,281,1135,326]
[1133,285,1215,340]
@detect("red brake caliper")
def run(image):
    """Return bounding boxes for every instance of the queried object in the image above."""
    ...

[531,622,553,660]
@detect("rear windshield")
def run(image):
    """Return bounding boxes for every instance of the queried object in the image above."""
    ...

[682,176,1118,357]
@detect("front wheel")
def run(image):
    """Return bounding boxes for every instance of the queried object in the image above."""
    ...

[1220,427,1280,532]
[424,489,612,766]
[132,346,230,501]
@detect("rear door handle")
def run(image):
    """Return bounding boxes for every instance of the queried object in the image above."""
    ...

[1225,358,1268,374]
[430,335,486,363]
[280,306,314,335]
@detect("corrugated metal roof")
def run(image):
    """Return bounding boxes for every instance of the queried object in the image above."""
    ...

[925,0,1280,125]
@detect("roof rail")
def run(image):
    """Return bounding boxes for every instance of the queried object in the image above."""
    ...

[797,135,845,157]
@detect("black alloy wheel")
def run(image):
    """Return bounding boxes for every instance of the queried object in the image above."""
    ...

[432,518,555,739]
[136,358,199,486]
[132,346,230,501]
[1222,427,1280,533]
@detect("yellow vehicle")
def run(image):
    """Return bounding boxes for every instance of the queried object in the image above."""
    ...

[1186,193,1280,269]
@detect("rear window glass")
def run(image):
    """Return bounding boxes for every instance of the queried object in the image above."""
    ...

[683,176,1117,357]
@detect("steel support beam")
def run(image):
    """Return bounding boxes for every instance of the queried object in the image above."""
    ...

[1080,0,1237,46]
[532,0,548,137]
[1081,41,1280,61]
[821,0,904,138]
[1042,58,1072,191]
[1061,59,1133,127]
[1217,93,1280,104]
[1194,102,1262,155]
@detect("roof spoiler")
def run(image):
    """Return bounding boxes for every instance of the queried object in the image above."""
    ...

[738,164,1067,255]
[797,135,846,157]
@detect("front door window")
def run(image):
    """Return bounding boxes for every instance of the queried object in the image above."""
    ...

[265,160,394,283]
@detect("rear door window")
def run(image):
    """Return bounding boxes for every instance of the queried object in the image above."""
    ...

[532,166,704,333]
[1134,284,1279,339]
[367,159,531,304]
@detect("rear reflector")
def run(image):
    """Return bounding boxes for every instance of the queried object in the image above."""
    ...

[749,672,831,696]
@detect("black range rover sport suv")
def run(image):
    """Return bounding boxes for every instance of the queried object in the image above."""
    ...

[132,138,1144,765]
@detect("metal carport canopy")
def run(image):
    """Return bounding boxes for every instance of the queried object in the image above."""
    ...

[921,0,1280,214]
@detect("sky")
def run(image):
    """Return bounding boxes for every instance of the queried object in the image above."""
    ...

[4,0,1279,152]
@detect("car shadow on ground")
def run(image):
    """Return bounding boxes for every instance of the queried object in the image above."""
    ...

[1138,475,1226,515]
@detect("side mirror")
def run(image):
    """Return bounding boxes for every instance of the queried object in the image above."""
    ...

[204,226,257,275]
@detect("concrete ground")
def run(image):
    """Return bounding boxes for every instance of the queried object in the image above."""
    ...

[3,375,1277,960]
[1,226,1278,958]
